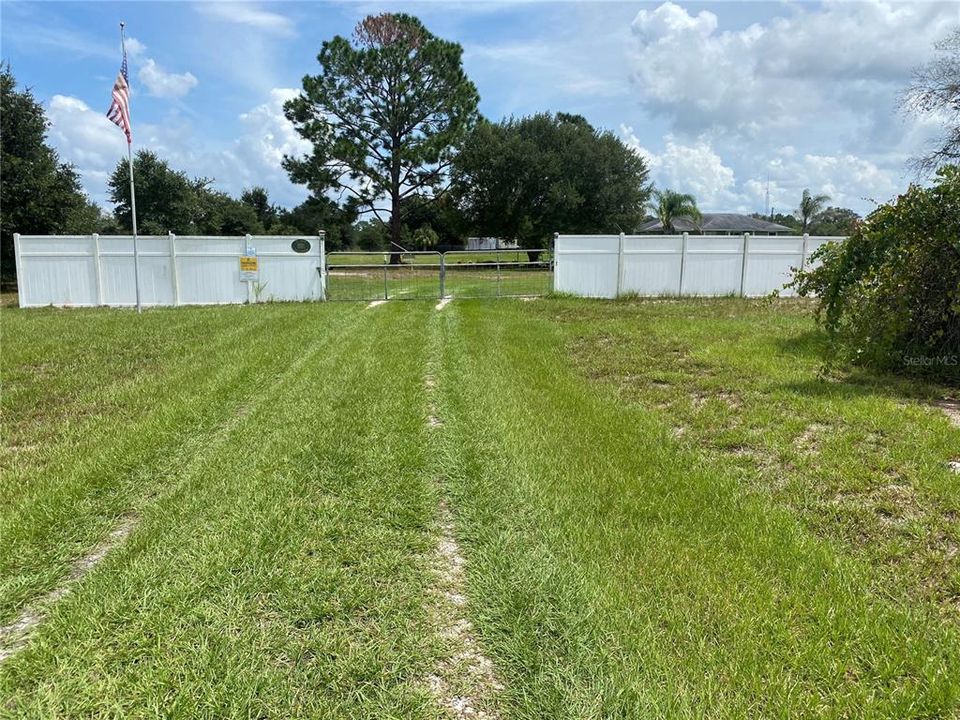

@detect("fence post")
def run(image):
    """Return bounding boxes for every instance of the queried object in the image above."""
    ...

[169,232,180,306]
[679,232,688,296]
[133,231,143,313]
[616,231,625,298]
[800,233,810,271]
[553,232,559,294]
[244,234,253,304]
[383,263,389,300]
[496,248,502,297]
[92,233,104,306]
[439,252,446,299]
[13,233,23,307]
[318,230,326,301]
[740,232,751,297]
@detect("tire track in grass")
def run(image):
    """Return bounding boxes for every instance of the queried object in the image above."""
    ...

[424,497,504,720]
[423,308,503,720]
[0,306,363,664]
[938,397,960,473]
[0,307,326,623]
[2,303,439,716]
[1,305,257,472]
[935,397,960,428]
[0,517,136,664]
[434,301,960,717]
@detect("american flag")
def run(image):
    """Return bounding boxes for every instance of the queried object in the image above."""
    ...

[106,48,132,143]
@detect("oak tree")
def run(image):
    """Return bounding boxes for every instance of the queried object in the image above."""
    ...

[1,65,101,285]
[452,113,651,253]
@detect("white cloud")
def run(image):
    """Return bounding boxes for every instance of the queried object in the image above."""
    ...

[195,2,295,37]
[618,1,954,214]
[771,153,900,210]
[620,125,901,214]
[225,88,311,200]
[46,89,309,210]
[237,89,310,166]
[138,59,198,99]
[124,36,147,58]
[622,125,740,208]
[47,95,128,198]
[629,1,958,140]
[631,2,717,43]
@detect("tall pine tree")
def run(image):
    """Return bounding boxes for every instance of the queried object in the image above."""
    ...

[283,14,478,263]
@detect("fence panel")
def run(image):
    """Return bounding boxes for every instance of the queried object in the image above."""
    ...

[14,235,99,307]
[555,234,845,298]
[553,235,620,298]
[621,235,683,296]
[14,234,325,308]
[742,235,804,298]
[683,235,744,296]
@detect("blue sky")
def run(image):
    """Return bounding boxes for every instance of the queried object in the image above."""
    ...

[2,1,957,216]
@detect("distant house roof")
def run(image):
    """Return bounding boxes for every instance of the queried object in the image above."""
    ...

[638,213,794,234]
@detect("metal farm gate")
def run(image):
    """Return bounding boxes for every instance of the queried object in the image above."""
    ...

[325,249,553,301]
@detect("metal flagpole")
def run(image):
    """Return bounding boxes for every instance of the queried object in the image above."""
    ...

[127,141,142,313]
[121,22,142,313]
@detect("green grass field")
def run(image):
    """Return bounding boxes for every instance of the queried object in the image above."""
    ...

[2,297,959,717]
[325,264,553,300]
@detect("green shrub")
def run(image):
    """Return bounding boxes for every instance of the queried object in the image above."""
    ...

[791,165,960,379]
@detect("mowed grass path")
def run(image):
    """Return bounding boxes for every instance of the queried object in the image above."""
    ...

[2,298,959,717]
[433,300,959,717]
[2,302,444,717]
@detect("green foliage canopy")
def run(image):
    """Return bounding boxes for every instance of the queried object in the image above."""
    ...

[649,189,701,234]
[107,150,264,236]
[452,113,652,248]
[241,186,279,231]
[1,65,102,283]
[278,195,357,250]
[791,165,960,379]
[797,188,831,234]
[351,219,388,251]
[283,13,479,258]
[807,206,860,236]
[398,194,464,249]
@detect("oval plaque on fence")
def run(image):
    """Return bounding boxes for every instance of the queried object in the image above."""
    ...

[291,238,311,254]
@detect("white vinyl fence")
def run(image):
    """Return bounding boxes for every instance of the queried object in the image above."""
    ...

[554,233,842,298]
[13,233,326,308]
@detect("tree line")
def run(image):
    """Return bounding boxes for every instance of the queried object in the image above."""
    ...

[2,15,956,283]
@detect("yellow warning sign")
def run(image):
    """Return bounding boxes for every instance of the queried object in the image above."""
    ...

[239,255,259,281]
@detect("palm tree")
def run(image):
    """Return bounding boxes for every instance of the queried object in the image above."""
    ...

[797,188,831,234]
[649,189,702,234]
